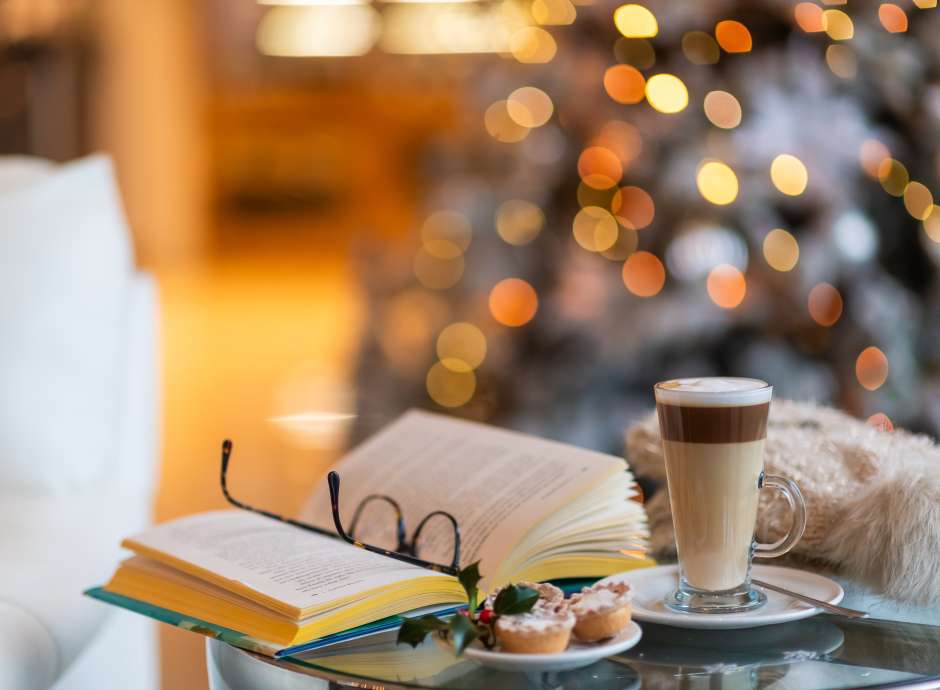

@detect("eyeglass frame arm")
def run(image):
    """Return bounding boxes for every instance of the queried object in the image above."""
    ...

[221,439,336,539]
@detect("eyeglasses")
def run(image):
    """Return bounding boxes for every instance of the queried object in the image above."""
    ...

[220,440,462,575]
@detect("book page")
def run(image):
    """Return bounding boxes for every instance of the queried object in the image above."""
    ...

[122,510,450,613]
[300,410,626,587]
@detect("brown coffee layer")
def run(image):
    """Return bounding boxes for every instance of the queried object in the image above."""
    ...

[657,402,769,443]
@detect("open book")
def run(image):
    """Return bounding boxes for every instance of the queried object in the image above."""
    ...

[93,410,650,656]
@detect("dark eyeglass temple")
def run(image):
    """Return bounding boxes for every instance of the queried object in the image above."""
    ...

[221,439,336,539]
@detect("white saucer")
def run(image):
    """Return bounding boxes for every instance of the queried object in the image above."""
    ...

[596,564,843,630]
[462,621,642,672]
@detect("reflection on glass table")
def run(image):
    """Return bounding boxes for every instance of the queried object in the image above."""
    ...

[207,613,940,690]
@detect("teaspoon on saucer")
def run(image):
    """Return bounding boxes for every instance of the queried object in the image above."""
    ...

[752,578,869,619]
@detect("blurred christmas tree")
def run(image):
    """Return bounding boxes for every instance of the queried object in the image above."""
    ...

[352,0,940,454]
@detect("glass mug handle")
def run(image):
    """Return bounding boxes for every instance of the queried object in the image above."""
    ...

[754,473,807,559]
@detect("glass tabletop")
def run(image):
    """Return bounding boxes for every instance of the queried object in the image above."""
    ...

[207,614,940,690]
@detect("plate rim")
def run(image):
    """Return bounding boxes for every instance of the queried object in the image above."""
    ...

[597,564,844,629]
[462,620,643,665]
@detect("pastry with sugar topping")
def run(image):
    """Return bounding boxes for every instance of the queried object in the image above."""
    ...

[491,582,574,653]
[569,581,632,642]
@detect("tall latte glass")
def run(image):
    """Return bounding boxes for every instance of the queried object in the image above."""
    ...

[655,377,806,614]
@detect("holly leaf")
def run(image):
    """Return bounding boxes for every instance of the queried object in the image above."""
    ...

[397,615,449,648]
[449,613,481,656]
[457,561,483,612]
[492,584,539,616]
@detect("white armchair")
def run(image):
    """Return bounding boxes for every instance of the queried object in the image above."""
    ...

[0,156,159,690]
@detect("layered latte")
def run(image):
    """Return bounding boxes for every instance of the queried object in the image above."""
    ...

[654,378,772,592]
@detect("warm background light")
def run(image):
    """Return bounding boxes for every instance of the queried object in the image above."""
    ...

[613,4,658,38]
[612,186,655,229]
[808,282,843,326]
[703,90,742,129]
[681,31,720,64]
[256,5,381,57]
[573,206,619,251]
[794,2,825,32]
[696,160,739,205]
[770,154,809,196]
[903,182,933,220]
[707,264,746,308]
[426,361,476,407]
[762,229,800,272]
[436,322,487,371]
[714,20,752,53]
[485,100,530,143]
[644,74,688,114]
[878,3,908,32]
[578,146,623,189]
[603,65,646,105]
[824,9,854,40]
[496,199,544,245]
[507,86,554,128]
[856,346,889,391]
[878,158,909,196]
[622,250,665,297]
[489,278,539,326]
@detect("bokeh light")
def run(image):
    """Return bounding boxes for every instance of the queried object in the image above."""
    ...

[573,206,619,251]
[622,251,665,297]
[612,186,655,229]
[826,45,857,79]
[914,0,937,7]
[614,38,656,69]
[823,9,854,40]
[256,5,380,57]
[510,27,557,63]
[794,3,825,32]
[601,226,639,261]
[421,210,472,255]
[506,86,554,128]
[577,182,618,210]
[681,31,720,64]
[903,182,933,220]
[808,282,843,326]
[860,139,891,178]
[591,120,643,166]
[878,4,908,32]
[531,0,576,26]
[414,247,464,289]
[770,154,809,196]
[762,229,800,272]
[578,146,623,189]
[426,361,476,408]
[436,322,487,372]
[484,100,530,142]
[489,278,538,326]
[613,4,658,38]
[703,90,742,129]
[496,199,544,245]
[856,346,889,391]
[867,412,894,431]
[714,20,752,53]
[925,206,940,243]
[707,264,746,309]
[603,65,646,104]
[645,74,689,114]
[878,158,909,196]
[696,160,739,205]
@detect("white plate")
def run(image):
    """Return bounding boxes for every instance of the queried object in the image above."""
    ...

[596,564,844,630]
[461,621,642,672]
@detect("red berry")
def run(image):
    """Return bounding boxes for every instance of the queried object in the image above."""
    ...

[479,609,493,624]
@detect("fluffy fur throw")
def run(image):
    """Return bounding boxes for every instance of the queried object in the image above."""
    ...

[626,399,940,605]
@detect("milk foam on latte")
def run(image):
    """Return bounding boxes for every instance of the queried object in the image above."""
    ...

[655,377,772,592]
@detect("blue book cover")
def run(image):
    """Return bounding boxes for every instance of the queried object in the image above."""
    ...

[84,587,460,658]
